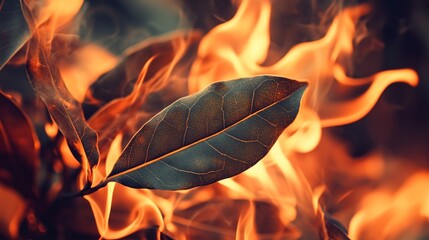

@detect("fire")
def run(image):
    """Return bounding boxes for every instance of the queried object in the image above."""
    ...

[0,0,425,239]
[71,0,419,238]
[349,172,429,239]
[59,44,119,102]
[181,1,417,238]
[178,0,418,238]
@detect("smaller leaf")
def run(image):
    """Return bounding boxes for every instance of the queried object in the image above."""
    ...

[83,31,201,117]
[87,75,306,193]
[23,4,100,172]
[0,91,39,199]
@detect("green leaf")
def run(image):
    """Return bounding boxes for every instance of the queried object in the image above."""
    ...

[90,75,306,192]
[0,0,30,70]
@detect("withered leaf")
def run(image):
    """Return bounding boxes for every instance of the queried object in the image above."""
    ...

[0,0,30,69]
[90,75,306,192]
[24,13,99,171]
[0,91,39,198]
[83,31,200,117]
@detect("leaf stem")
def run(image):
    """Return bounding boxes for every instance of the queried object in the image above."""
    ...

[57,181,108,200]
[80,181,108,196]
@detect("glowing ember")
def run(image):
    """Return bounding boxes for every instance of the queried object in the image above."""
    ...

[0,0,427,239]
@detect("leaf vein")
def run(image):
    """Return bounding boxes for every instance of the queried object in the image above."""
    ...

[224,132,269,148]
[256,114,277,127]
[205,141,248,165]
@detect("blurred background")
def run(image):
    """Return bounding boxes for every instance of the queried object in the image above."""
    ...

[1,0,429,239]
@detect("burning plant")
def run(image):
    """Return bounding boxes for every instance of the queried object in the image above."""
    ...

[0,0,428,239]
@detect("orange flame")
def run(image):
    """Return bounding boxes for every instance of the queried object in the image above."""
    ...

[85,134,164,238]
[349,172,429,239]
[59,44,119,102]
[189,2,418,130]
